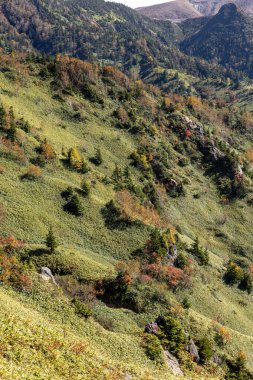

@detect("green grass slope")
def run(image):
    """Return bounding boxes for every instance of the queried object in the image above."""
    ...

[0,53,252,379]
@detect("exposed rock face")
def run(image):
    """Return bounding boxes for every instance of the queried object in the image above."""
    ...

[164,350,184,376]
[39,267,57,285]
[185,339,200,362]
[144,322,159,335]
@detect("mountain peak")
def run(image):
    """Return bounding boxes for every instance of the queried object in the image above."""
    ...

[218,3,239,15]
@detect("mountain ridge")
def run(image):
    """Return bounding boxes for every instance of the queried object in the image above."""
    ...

[137,0,253,21]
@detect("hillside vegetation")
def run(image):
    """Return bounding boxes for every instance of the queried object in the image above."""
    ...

[181,4,253,78]
[0,51,253,379]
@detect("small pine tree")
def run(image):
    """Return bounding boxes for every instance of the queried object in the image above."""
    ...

[81,179,90,197]
[181,297,191,310]
[190,237,209,266]
[197,337,213,364]
[81,159,89,174]
[64,194,84,216]
[92,148,103,166]
[239,272,252,294]
[46,226,58,254]
[68,147,82,170]
[158,316,186,356]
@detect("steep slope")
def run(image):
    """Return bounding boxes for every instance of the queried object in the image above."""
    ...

[0,53,253,379]
[181,3,253,77]
[136,0,202,22]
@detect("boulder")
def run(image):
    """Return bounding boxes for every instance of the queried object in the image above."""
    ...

[164,350,184,377]
[144,322,159,335]
[185,339,200,363]
[39,267,57,285]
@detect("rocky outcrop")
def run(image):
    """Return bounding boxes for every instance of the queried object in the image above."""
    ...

[164,350,184,376]
[185,339,200,362]
[39,267,57,285]
[144,322,159,335]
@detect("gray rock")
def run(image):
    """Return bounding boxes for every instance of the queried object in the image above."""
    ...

[40,267,57,285]
[185,339,200,363]
[144,322,159,335]
[212,353,222,365]
[164,350,184,377]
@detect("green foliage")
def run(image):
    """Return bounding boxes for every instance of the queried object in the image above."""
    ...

[190,237,209,266]
[224,262,243,285]
[239,272,253,294]
[45,226,58,254]
[226,352,253,380]
[158,316,186,356]
[175,253,188,269]
[197,337,213,364]
[64,194,84,216]
[91,149,103,166]
[142,333,164,363]
[181,297,191,310]
[81,179,91,197]
[72,298,93,319]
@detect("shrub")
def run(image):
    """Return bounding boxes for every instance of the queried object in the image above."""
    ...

[90,148,103,166]
[239,272,252,294]
[142,333,164,363]
[21,165,42,180]
[72,298,92,319]
[68,147,83,170]
[224,262,243,285]
[0,251,31,291]
[39,139,56,160]
[64,194,84,216]
[181,297,191,310]
[226,351,253,380]
[45,226,58,254]
[81,179,91,197]
[157,316,186,356]
[197,337,213,364]
[175,253,188,269]
[190,238,209,266]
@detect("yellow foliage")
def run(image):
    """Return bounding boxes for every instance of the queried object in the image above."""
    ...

[68,147,82,170]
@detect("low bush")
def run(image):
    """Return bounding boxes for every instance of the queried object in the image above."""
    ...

[142,333,164,363]
[72,298,92,319]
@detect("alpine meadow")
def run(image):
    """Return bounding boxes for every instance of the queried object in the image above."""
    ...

[0,1,253,379]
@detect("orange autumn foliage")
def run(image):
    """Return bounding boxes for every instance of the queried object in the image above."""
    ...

[116,190,166,228]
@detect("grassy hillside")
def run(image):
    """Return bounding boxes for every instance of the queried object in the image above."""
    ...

[0,53,253,379]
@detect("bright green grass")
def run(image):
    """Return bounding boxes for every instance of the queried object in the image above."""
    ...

[0,68,253,376]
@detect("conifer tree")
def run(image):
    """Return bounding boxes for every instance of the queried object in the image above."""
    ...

[46,226,58,254]
[190,237,209,266]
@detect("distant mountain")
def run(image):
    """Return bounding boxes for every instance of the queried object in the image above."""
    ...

[190,0,253,16]
[136,0,202,22]
[137,0,253,22]
[181,3,253,77]
[0,0,232,81]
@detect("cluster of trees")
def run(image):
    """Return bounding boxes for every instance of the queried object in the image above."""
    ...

[224,262,253,294]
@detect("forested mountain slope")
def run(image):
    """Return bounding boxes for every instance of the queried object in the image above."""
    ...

[0,52,253,379]
[181,4,253,77]
[0,0,236,81]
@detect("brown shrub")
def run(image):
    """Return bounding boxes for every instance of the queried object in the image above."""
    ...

[116,190,167,228]
[22,165,42,180]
